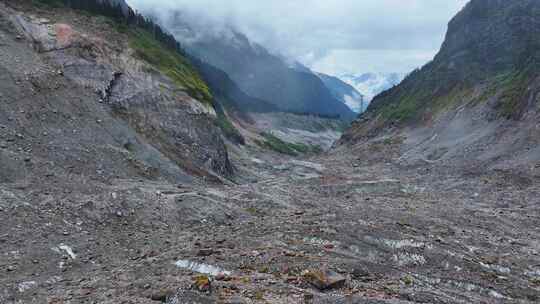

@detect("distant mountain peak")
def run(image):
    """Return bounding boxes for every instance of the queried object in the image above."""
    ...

[317,73,366,113]
[339,72,405,103]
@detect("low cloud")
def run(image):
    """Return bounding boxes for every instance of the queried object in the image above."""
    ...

[126,0,468,75]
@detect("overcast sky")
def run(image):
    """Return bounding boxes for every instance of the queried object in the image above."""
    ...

[126,0,469,75]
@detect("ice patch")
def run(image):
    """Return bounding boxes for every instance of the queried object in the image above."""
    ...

[479,262,511,274]
[343,93,364,113]
[52,244,76,259]
[382,239,426,249]
[303,237,338,247]
[251,158,264,164]
[525,269,540,278]
[449,281,506,299]
[175,260,231,276]
[364,236,430,250]
[1,189,17,199]
[45,276,62,284]
[392,253,426,266]
[18,281,36,292]
[489,290,505,299]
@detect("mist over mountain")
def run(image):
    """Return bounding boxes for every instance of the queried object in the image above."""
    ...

[340,72,405,103]
[154,11,356,120]
[126,0,467,79]
[317,73,366,113]
[121,0,468,120]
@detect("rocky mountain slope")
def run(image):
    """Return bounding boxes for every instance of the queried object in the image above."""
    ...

[317,73,366,113]
[340,0,540,172]
[160,14,356,121]
[0,0,233,185]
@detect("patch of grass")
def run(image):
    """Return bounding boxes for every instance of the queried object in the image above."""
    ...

[474,71,515,105]
[255,135,297,156]
[253,290,265,300]
[473,70,533,119]
[216,111,245,145]
[245,207,258,215]
[255,133,322,156]
[379,92,424,122]
[128,29,212,105]
[496,71,531,119]
[288,141,323,154]
[382,136,404,145]
[402,275,414,286]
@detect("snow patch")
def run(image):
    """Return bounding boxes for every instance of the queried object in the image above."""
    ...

[251,158,265,164]
[479,262,511,274]
[18,281,37,292]
[340,72,405,102]
[381,239,427,250]
[343,93,364,113]
[392,253,426,266]
[52,244,76,259]
[175,260,231,276]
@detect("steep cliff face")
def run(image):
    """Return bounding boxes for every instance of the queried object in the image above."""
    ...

[0,0,233,184]
[340,0,540,171]
[437,0,540,80]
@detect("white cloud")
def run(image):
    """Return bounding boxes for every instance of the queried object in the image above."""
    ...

[126,0,469,75]
[313,49,438,75]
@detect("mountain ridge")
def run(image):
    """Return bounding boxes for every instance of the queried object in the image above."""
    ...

[159,13,357,121]
[339,0,540,172]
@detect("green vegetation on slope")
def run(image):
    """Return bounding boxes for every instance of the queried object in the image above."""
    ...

[129,29,212,105]
[373,64,536,124]
[493,70,532,119]
[362,0,540,128]
[255,133,322,156]
[216,111,245,145]
[33,0,213,106]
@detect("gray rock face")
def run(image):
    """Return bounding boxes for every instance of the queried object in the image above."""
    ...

[437,0,540,81]
[1,2,233,184]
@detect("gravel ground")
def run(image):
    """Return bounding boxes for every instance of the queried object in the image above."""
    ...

[2,140,540,303]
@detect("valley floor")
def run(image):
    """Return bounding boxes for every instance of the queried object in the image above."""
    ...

[2,140,540,304]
